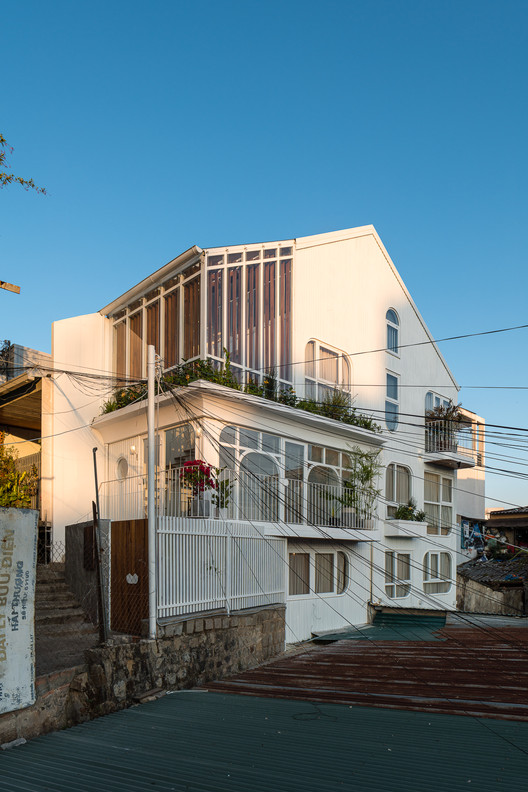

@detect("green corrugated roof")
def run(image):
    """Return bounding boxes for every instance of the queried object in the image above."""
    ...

[312,611,447,642]
[1,690,527,791]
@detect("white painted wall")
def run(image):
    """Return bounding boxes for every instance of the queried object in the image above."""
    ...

[49,313,112,543]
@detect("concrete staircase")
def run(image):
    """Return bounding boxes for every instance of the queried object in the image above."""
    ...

[35,563,100,676]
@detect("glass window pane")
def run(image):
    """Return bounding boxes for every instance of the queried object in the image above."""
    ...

[441,505,452,535]
[315,553,334,593]
[285,442,304,479]
[385,464,395,502]
[219,425,236,445]
[309,445,324,463]
[227,252,242,263]
[424,472,439,502]
[279,247,292,257]
[289,553,310,595]
[386,309,398,325]
[396,466,410,503]
[245,250,260,261]
[385,552,395,581]
[219,445,236,470]
[442,478,452,502]
[385,401,398,431]
[264,248,277,259]
[325,449,339,466]
[425,392,433,412]
[262,433,280,454]
[440,552,451,579]
[386,373,398,400]
[320,347,338,383]
[165,425,195,468]
[425,504,440,534]
[305,341,316,378]
[342,453,351,469]
[337,552,347,594]
[239,428,259,449]
[397,554,410,581]
[387,324,398,353]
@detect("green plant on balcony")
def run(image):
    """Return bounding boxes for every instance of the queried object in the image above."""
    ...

[337,447,382,520]
[393,498,426,522]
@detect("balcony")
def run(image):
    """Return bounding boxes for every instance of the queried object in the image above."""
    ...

[424,419,476,469]
[101,466,378,539]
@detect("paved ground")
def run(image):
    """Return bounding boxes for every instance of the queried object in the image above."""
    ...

[1,690,528,791]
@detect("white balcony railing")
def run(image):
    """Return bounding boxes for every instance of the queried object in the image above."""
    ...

[101,466,376,530]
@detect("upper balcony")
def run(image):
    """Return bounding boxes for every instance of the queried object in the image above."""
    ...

[424,418,477,469]
[101,466,380,542]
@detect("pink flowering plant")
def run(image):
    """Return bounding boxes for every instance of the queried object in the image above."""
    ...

[179,460,216,497]
[179,459,233,510]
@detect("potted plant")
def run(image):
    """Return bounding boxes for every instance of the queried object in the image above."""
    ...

[179,460,216,517]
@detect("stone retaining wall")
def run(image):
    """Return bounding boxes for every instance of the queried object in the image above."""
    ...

[0,604,285,744]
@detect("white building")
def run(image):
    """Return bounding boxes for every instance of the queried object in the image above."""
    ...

[1,225,485,641]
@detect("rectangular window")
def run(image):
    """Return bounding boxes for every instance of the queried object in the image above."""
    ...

[207,270,223,358]
[386,373,399,431]
[207,254,224,267]
[263,261,276,370]
[227,267,242,364]
[114,321,126,377]
[423,552,451,593]
[289,553,310,595]
[164,289,179,369]
[246,263,260,371]
[165,424,195,468]
[315,553,334,593]
[424,472,452,535]
[279,259,292,381]
[146,301,160,354]
[385,552,411,598]
[183,277,200,359]
[129,312,143,378]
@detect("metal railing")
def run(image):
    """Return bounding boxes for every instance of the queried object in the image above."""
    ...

[101,466,377,530]
[425,419,476,460]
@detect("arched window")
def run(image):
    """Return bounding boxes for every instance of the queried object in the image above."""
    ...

[336,552,348,594]
[423,552,451,594]
[386,309,399,354]
[239,452,279,521]
[307,466,340,526]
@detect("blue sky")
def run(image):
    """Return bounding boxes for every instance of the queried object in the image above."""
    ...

[2,0,527,507]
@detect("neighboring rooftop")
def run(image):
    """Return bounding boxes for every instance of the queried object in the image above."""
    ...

[458,556,528,587]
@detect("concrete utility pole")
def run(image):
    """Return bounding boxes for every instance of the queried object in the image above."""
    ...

[0,281,20,294]
[147,344,157,640]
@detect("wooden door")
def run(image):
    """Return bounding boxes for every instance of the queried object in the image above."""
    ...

[110,519,149,635]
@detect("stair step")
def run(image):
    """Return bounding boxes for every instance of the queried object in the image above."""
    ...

[36,607,90,626]
[35,621,98,638]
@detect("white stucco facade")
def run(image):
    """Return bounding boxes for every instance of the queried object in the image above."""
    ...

[41,225,485,641]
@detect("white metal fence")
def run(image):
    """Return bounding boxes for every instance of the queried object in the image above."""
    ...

[157,517,286,618]
[102,466,377,530]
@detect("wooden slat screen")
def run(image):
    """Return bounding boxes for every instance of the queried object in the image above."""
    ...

[183,277,200,359]
[146,301,160,354]
[246,263,260,371]
[164,290,179,368]
[129,312,143,378]
[207,270,223,357]
[280,258,292,381]
[263,261,276,371]
[227,267,241,364]
[114,321,126,377]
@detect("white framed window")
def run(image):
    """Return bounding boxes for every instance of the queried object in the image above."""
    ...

[425,392,450,413]
[424,472,452,535]
[385,552,411,598]
[385,463,411,517]
[288,550,350,597]
[304,340,351,401]
[385,372,399,431]
[423,552,451,594]
[386,309,399,355]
